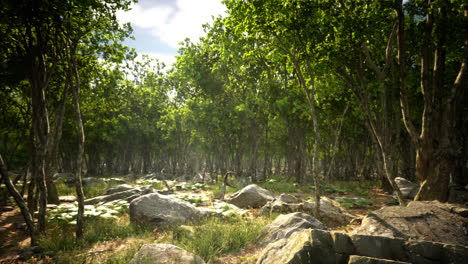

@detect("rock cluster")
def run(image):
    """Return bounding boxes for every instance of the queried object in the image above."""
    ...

[257,228,468,264]
[261,196,354,226]
[352,201,468,245]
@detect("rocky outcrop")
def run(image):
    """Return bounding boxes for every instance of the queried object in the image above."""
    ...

[259,212,327,246]
[348,255,410,264]
[104,184,135,195]
[352,201,468,245]
[129,243,205,264]
[84,186,154,205]
[227,184,274,208]
[393,177,419,199]
[256,228,468,264]
[261,196,354,226]
[130,192,207,229]
[447,185,468,205]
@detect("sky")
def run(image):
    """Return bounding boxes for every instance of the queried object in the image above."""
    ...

[117,0,227,67]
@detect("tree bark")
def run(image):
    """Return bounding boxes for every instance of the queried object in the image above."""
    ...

[0,154,37,246]
[70,51,86,239]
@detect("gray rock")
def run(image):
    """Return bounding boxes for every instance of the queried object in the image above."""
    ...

[394,177,419,199]
[278,193,301,203]
[227,184,274,208]
[353,201,468,245]
[84,186,154,205]
[130,192,205,229]
[348,255,411,264]
[256,229,314,264]
[442,244,468,264]
[257,228,337,264]
[104,184,134,195]
[351,234,408,262]
[59,195,77,203]
[405,240,444,261]
[447,185,468,205]
[304,197,354,226]
[261,196,354,227]
[53,172,74,180]
[81,177,105,187]
[105,178,126,185]
[259,212,327,246]
[331,231,355,255]
[129,243,205,264]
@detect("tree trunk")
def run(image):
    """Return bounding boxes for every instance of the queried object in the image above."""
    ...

[0,154,37,246]
[70,50,85,239]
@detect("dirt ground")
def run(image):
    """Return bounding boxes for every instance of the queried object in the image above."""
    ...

[0,207,31,264]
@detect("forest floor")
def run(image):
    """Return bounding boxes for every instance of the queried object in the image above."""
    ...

[0,179,396,264]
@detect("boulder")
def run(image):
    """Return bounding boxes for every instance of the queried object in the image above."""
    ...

[257,229,336,264]
[261,196,354,227]
[105,178,126,185]
[81,177,105,187]
[304,197,354,226]
[394,177,419,199]
[227,184,274,208]
[104,184,134,195]
[84,186,154,205]
[130,192,206,229]
[350,234,408,261]
[129,243,205,264]
[256,227,468,264]
[348,255,410,264]
[259,212,327,246]
[447,185,468,205]
[353,201,468,245]
[278,193,301,203]
[53,172,74,181]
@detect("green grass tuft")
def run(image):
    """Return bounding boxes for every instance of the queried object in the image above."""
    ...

[159,217,267,263]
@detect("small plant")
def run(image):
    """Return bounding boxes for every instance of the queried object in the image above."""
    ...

[336,197,373,209]
[172,193,208,206]
[46,200,129,225]
[321,184,349,195]
[175,182,206,191]
[213,202,248,217]
[136,179,163,190]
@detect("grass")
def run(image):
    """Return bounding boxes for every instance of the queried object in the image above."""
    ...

[163,217,268,263]
[335,197,373,209]
[38,214,153,253]
[207,183,240,199]
[321,181,377,198]
[55,180,125,199]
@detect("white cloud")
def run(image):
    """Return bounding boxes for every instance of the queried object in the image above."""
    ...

[144,52,177,69]
[117,0,226,49]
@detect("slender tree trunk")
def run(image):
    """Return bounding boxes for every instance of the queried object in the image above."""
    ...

[70,51,85,239]
[30,54,49,233]
[0,154,37,246]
